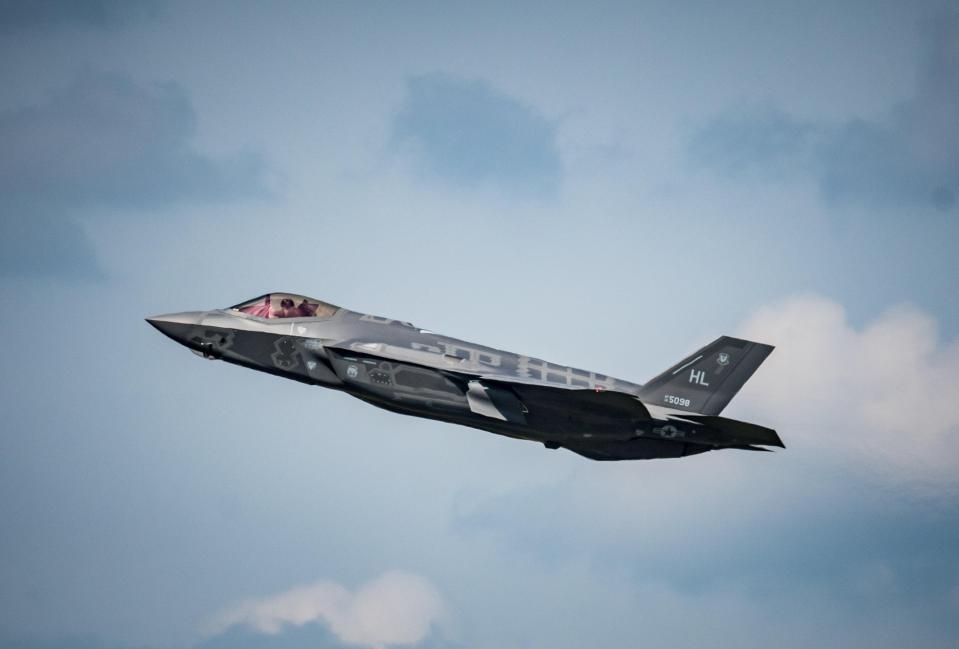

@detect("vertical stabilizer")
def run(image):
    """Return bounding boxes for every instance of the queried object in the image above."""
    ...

[638,336,773,415]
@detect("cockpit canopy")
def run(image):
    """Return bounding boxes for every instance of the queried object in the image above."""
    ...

[230,293,339,319]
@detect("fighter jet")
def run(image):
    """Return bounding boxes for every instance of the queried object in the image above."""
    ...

[147,293,782,460]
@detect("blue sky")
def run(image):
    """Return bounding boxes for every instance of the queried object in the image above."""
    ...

[1,2,958,648]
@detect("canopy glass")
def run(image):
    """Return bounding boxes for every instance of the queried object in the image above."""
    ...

[230,293,339,319]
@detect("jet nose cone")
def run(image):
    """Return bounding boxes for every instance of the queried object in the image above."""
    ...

[147,311,205,326]
[146,311,205,345]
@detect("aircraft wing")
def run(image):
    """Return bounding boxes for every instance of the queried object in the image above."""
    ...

[323,340,652,428]
[471,376,650,426]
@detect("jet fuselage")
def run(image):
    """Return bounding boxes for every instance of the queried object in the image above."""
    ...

[148,293,782,460]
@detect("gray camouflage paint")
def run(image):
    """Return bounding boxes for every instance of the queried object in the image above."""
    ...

[147,295,781,460]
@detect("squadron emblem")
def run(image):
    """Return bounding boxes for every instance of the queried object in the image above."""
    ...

[717,352,730,366]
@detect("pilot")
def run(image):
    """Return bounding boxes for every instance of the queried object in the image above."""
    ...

[278,298,299,318]
[296,299,318,317]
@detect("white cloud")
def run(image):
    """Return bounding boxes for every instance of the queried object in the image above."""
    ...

[736,294,959,480]
[207,571,444,649]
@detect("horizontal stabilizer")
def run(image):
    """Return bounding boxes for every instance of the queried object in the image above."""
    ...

[669,414,784,448]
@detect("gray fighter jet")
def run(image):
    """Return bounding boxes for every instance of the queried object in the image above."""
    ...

[147,293,782,460]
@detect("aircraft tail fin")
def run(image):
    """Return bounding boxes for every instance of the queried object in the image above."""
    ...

[638,336,773,416]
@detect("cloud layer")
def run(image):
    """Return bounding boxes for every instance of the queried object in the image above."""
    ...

[688,12,959,210]
[392,73,561,196]
[208,571,444,649]
[0,0,159,32]
[0,72,268,276]
[738,294,959,480]
[2,4,957,649]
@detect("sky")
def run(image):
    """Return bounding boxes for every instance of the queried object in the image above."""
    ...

[1,1,958,648]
